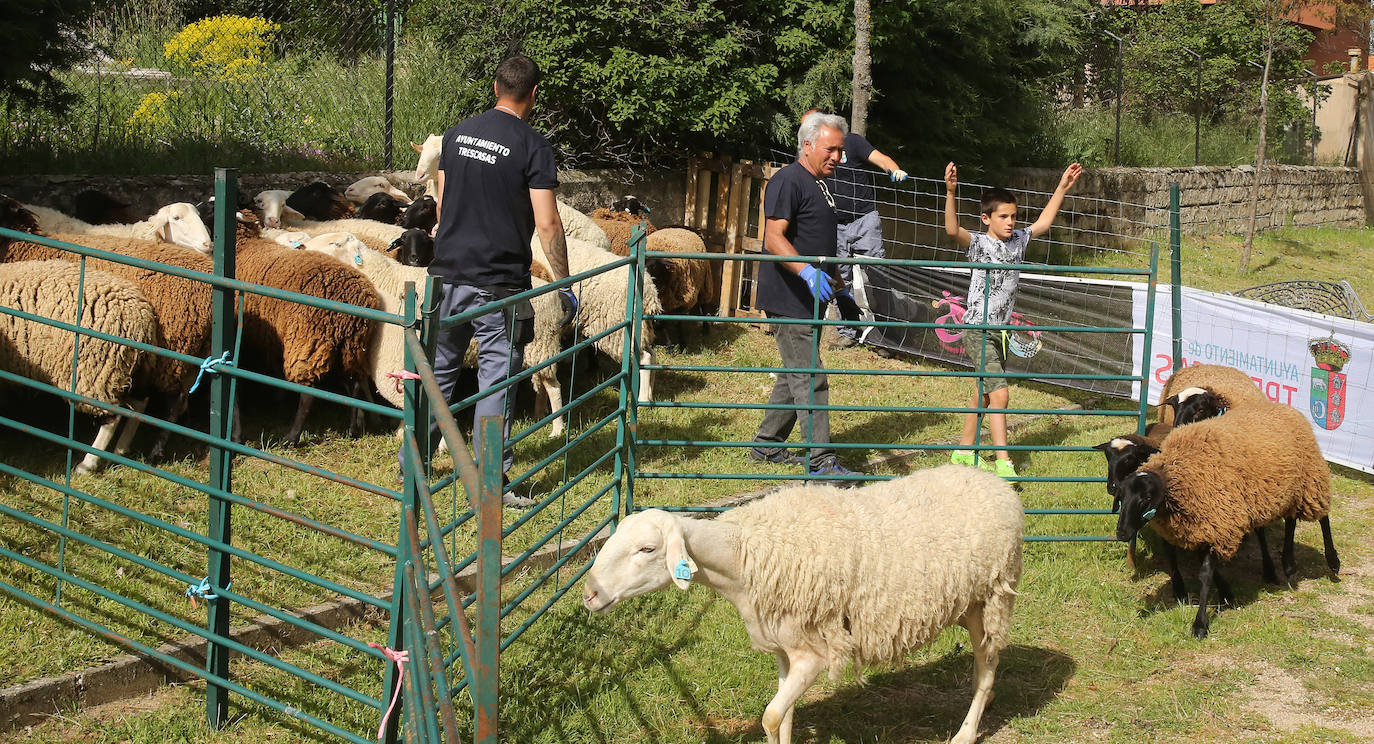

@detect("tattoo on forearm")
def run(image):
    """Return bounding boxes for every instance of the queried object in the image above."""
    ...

[545,232,570,281]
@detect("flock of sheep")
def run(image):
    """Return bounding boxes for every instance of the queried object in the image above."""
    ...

[585,361,1342,744]
[0,148,719,470]
[0,145,1347,744]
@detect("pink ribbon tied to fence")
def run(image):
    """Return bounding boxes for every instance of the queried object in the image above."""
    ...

[368,641,410,740]
[385,370,422,394]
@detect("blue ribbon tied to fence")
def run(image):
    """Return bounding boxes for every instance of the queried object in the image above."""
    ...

[188,352,234,394]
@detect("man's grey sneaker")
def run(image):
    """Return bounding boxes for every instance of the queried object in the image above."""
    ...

[501,492,539,510]
[749,446,804,465]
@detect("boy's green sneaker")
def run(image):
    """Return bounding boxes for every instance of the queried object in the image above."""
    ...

[995,459,1017,478]
[949,450,976,467]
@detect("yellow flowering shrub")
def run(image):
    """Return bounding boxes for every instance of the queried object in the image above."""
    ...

[163,15,279,83]
[127,90,183,131]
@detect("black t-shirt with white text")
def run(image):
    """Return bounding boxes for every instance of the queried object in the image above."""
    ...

[826,132,877,224]
[428,109,559,289]
[755,160,840,319]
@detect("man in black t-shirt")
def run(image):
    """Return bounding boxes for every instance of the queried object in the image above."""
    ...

[414,55,573,507]
[801,109,907,349]
[749,112,859,479]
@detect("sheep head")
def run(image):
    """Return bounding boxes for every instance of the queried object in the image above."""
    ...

[583,509,698,613]
[413,134,442,183]
[1115,470,1167,543]
[345,176,411,206]
[253,189,304,229]
[0,195,41,235]
[301,231,371,266]
[149,202,213,254]
[1092,435,1161,512]
[1166,386,1228,426]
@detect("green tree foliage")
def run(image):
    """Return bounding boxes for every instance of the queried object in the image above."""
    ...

[0,0,100,112]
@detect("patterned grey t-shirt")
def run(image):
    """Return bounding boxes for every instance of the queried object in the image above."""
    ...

[963,227,1030,326]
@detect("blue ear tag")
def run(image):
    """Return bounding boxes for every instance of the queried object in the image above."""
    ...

[353,253,363,265]
[1141,508,1157,522]
[672,558,692,582]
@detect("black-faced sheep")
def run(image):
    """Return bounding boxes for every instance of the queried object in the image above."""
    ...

[1116,400,1339,638]
[401,196,436,233]
[232,213,380,445]
[0,259,158,473]
[585,464,1023,744]
[388,228,434,267]
[1157,363,1267,426]
[358,193,404,225]
[286,181,354,222]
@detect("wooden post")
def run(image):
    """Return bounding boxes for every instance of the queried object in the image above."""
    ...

[720,162,747,317]
[695,152,714,229]
[684,155,701,227]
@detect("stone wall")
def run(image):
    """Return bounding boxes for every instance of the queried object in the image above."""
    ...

[0,168,686,226]
[1003,165,1366,237]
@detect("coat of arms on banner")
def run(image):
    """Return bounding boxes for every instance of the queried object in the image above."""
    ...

[1309,335,1351,431]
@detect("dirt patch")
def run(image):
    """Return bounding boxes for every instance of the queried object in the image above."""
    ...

[1239,659,1374,741]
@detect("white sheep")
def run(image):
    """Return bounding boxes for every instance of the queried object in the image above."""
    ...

[0,259,158,474]
[299,233,568,437]
[290,218,405,254]
[1116,400,1339,638]
[344,175,411,206]
[411,135,443,198]
[253,189,300,229]
[584,464,1024,744]
[24,202,213,254]
[535,234,659,402]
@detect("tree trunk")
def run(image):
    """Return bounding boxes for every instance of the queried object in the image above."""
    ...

[850,0,872,136]
[1241,28,1275,271]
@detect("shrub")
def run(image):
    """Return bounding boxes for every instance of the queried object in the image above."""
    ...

[163,14,279,83]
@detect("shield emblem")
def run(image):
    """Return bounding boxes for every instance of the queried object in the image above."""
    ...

[1310,368,1347,430]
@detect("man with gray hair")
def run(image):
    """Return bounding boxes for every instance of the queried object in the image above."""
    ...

[748,112,859,479]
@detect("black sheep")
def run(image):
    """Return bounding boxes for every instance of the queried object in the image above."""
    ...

[73,189,141,225]
[390,228,434,267]
[286,181,353,221]
[401,195,437,232]
[358,192,403,224]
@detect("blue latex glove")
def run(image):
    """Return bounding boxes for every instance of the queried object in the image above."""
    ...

[558,288,579,327]
[798,265,835,302]
[888,168,908,183]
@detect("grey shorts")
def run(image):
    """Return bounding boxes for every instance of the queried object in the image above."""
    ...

[964,329,1008,393]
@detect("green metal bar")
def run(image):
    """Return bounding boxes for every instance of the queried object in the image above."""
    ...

[639,400,1138,415]
[0,461,392,608]
[0,227,409,327]
[620,221,647,516]
[204,167,236,726]
[401,565,440,744]
[633,439,1111,451]
[56,253,88,607]
[474,415,503,744]
[0,579,382,744]
[626,247,1154,276]
[0,543,385,709]
[500,511,615,619]
[500,478,617,577]
[643,312,1146,332]
[435,259,632,331]
[0,417,400,558]
[1170,182,1184,374]
[1138,244,1160,436]
[507,374,620,447]
[640,364,1144,380]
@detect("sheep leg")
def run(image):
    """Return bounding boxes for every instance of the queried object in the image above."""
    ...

[952,602,999,744]
[637,348,654,403]
[760,650,822,744]
[345,377,366,438]
[149,392,191,461]
[1282,518,1298,579]
[283,392,315,446]
[1319,516,1340,575]
[541,376,565,438]
[111,397,150,458]
[773,653,795,744]
[75,414,125,474]
[1191,548,1218,640]
[1163,542,1188,603]
[1254,525,1278,584]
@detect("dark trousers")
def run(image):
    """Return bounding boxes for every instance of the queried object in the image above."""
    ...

[401,284,524,474]
[753,317,832,467]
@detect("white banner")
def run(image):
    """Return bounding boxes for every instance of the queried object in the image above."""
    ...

[1132,284,1374,474]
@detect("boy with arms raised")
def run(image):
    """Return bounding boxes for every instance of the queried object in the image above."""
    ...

[943,161,1082,476]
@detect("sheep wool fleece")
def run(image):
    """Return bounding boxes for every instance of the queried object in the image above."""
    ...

[1140,400,1331,560]
[720,464,1023,671]
[0,260,157,416]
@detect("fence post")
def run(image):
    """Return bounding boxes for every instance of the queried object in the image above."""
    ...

[1169,182,1182,374]
[384,0,395,169]
[1138,243,1160,436]
[205,167,238,726]
[617,222,648,516]
[474,415,504,744]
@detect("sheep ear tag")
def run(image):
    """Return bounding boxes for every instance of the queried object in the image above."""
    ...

[1141,508,1157,522]
[672,558,696,588]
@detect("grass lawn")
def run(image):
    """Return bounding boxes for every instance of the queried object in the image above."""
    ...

[4,225,1374,743]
